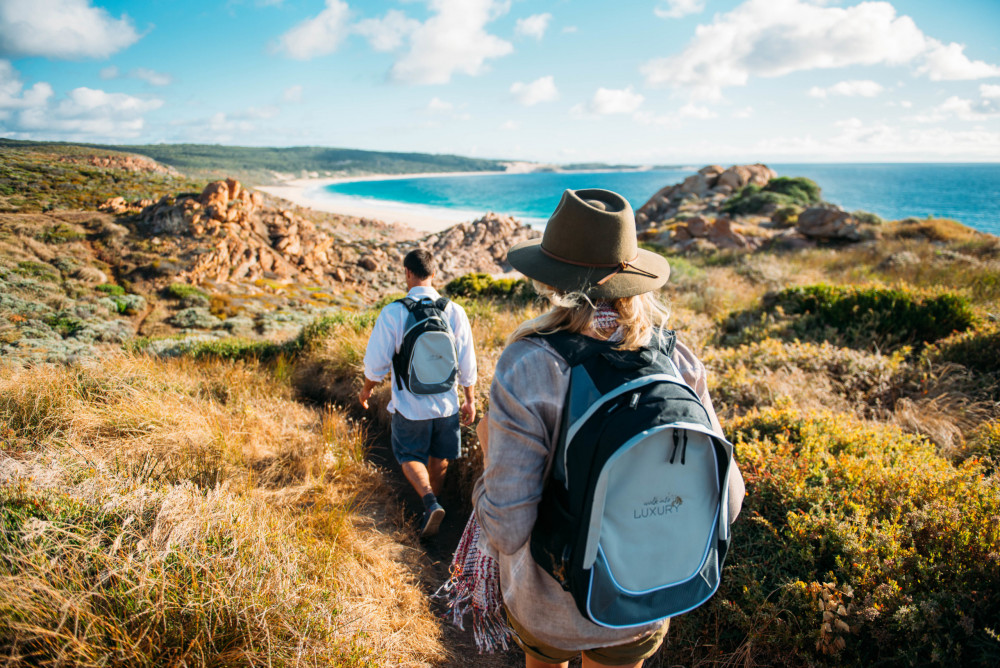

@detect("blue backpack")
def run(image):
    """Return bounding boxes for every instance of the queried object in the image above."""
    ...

[529,330,734,628]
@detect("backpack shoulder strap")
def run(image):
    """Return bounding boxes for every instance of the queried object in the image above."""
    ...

[532,331,613,368]
[434,297,449,311]
[395,297,417,311]
[650,327,677,357]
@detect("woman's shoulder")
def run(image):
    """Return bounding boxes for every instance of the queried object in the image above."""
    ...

[669,336,709,388]
[499,336,567,363]
[495,336,571,380]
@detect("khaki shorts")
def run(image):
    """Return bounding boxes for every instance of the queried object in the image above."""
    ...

[506,609,669,666]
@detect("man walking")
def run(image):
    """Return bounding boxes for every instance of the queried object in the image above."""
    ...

[360,249,477,538]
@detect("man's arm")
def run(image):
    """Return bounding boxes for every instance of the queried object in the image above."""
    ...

[360,377,380,409]
[359,307,397,409]
[450,303,478,425]
[460,383,476,425]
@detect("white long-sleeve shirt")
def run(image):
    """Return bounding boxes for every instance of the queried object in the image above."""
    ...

[363,286,477,420]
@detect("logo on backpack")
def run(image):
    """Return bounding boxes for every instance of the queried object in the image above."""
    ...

[392,297,459,395]
[529,330,734,629]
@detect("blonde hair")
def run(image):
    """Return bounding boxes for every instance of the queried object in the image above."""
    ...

[509,281,671,351]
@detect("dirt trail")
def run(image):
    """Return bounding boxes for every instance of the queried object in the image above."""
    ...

[363,422,524,668]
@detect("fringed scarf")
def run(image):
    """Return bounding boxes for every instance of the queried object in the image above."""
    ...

[433,513,511,653]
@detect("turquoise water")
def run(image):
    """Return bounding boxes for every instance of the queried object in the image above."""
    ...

[325,164,1000,236]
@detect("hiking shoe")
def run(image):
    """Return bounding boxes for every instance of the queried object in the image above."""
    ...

[420,503,445,538]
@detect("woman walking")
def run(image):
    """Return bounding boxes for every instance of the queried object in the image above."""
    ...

[472,188,746,668]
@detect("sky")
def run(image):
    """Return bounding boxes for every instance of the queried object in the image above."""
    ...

[1,0,999,164]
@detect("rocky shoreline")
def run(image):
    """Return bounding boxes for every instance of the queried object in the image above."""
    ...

[636,164,872,252]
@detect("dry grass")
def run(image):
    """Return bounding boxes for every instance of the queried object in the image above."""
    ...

[0,354,447,667]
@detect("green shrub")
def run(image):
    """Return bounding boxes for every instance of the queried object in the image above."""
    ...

[445,272,535,301]
[166,283,209,301]
[664,407,1000,667]
[14,261,58,282]
[38,223,85,244]
[43,313,84,337]
[772,205,802,227]
[723,284,977,351]
[95,283,125,296]
[184,337,287,362]
[930,325,1000,376]
[723,177,822,216]
[764,176,822,205]
[296,311,378,351]
[851,210,884,226]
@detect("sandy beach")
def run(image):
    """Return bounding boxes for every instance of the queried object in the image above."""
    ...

[258,172,503,233]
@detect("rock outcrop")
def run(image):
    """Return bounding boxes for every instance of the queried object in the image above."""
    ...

[636,164,777,229]
[636,164,876,254]
[796,207,860,241]
[122,179,538,295]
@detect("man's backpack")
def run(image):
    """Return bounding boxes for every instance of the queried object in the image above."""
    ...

[529,330,734,629]
[392,297,459,395]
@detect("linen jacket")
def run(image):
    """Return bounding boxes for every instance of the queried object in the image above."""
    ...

[472,336,746,650]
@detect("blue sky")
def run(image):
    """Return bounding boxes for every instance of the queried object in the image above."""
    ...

[1,0,998,163]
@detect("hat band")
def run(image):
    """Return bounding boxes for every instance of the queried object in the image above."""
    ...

[539,246,660,286]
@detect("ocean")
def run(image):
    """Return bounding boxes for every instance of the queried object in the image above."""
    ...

[324,163,1000,236]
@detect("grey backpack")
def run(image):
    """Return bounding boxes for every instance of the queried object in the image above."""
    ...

[530,330,734,628]
[391,297,459,395]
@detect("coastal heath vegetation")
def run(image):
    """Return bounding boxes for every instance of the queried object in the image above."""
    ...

[3,146,999,666]
[244,248,999,666]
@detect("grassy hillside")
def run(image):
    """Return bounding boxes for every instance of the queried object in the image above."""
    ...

[0,138,510,186]
[2,151,999,666]
[0,141,202,213]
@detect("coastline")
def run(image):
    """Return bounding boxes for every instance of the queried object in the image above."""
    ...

[257,171,504,233]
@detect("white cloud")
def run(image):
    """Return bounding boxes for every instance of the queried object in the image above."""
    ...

[510,76,558,106]
[678,102,717,119]
[910,95,999,123]
[634,101,718,127]
[0,61,54,114]
[424,96,471,121]
[97,66,173,86]
[755,118,1000,160]
[642,0,933,100]
[0,0,141,59]
[981,84,1000,100]
[132,68,172,86]
[562,25,578,34]
[1,61,161,139]
[808,79,884,98]
[732,106,753,118]
[277,0,351,60]
[515,13,552,40]
[500,120,519,130]
[283,85,303,103]
[427,97,453,113]
[917,40,1000,81]
[13,86,162,139]
[574,86,644,116]
[390,0,512,85]
[354,9,420,52]
[654,0,705,19]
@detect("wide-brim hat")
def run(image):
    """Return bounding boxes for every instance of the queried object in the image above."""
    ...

[507,188,670,300]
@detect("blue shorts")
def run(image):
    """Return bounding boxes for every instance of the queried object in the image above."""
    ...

[390,412,461,465]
